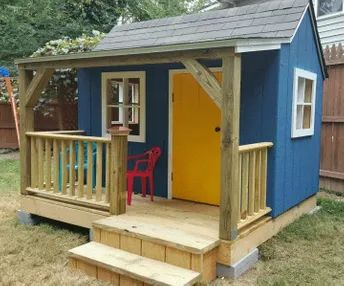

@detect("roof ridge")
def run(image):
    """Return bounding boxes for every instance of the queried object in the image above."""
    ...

[94,0,309,53]
[111,0,305,34]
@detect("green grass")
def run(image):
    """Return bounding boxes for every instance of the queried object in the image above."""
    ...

[254,198,344,285]
[1,153,344,285]
[0,155,108,286]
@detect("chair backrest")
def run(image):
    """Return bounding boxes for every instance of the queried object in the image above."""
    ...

[145,147,161,172]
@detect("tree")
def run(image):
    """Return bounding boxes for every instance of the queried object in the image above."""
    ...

[0,0,207,73]
[120,0,207,23]
[0,0,122,73]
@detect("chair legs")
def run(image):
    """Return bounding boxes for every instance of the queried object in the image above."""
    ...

[127,175,154,205]
[127,176,134,205]
[148,175,154,202]
[141,177,147,197]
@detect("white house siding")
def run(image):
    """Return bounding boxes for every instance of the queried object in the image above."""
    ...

[317,13,344,47]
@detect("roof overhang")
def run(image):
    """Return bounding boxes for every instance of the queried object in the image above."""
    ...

[15,38,289,70]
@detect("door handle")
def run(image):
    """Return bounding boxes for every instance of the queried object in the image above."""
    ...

[215,127,221,132]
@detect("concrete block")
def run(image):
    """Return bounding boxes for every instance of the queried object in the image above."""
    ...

[89,228,93,241]
[217,248,259,279]
[16,210,41,225]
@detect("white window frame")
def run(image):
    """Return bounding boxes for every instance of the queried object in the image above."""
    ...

[101,71,146,143]
[315,0,344,19]
[291,68,317,138]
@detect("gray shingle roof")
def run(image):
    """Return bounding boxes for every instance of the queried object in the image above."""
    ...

[95,0,309,52]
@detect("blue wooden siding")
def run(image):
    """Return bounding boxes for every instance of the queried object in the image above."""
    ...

[240,50,280,216]
[77,9,323,216]
[78,64,173,197]
[271,11,324,217]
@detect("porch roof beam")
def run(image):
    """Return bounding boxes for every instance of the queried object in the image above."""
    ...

[16,48,234,70]
[181,59,222,108]
[25,68,54,107]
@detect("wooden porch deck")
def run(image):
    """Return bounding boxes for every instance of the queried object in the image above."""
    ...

[69,195,316,285]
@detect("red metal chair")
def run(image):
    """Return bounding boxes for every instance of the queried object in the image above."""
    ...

[127,147,161,205]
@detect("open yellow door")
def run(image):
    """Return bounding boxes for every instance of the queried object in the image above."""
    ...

[172,72,222,205]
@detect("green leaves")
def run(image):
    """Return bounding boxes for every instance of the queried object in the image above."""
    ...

[31,31,105,57]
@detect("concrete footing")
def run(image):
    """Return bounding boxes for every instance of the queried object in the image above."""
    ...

[217,248,259,279]
[88,228,93,241]
[16,210,41,225]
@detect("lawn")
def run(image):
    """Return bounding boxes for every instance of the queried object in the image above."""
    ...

[0,153,343,285]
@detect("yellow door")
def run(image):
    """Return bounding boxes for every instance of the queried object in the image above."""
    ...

[172,72,221,205]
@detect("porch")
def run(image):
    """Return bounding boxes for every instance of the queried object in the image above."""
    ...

[22,129,273,231]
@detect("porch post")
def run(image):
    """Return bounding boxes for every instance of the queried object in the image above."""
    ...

[19,68,34,195]
[108,126,131,215]
[219,54,241,240]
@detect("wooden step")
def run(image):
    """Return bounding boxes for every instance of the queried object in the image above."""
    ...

[92,214,219,282]
[93,214,220,254]
[69,242,201,286]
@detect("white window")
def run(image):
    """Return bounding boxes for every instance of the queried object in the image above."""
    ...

[102,71,146,142]
[316,0,343,18]
[292,68,317,138]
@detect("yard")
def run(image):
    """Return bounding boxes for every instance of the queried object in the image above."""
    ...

[0,153,343,285]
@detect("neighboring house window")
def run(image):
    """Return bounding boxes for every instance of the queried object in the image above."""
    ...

[102,71,146,142]
[317,0,343,17]
[292,68,317,138]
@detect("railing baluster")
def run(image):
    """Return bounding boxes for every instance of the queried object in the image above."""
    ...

[53,139,59,193]
[37,137,44,190]
[87,142,93,200]
[238,154,242,222]
[78,141,85,198]
[61,140,67,195]
[30,137,38,188]
[45,139,52,192]
[241,153,249,220]
[236,143,273,230]
[96,142,103,202]
[260,148,268,210]
[105,143,111,203]
[254,150,262,212]
[248,151,256,216]
[69,141,76,196]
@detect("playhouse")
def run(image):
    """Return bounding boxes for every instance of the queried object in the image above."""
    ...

[15,0,326,284]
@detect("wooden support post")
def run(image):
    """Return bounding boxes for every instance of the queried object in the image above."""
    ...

[108,127,130,215]
[219,54,241,241]
[19,68,33,195]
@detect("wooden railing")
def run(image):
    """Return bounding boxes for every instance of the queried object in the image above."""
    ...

[237,142,273,229]
[25,128,129,215]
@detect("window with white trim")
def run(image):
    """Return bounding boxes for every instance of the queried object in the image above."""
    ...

[102,71,146,142]
[316,0,343,17]
[292,68,317,138]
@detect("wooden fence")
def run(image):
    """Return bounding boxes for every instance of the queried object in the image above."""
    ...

[321,45,344,192]
[0,102,77,149]
[0,103,18,148]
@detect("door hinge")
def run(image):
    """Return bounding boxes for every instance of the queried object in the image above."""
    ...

[171,172,174,181]
[172,92,174,103]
